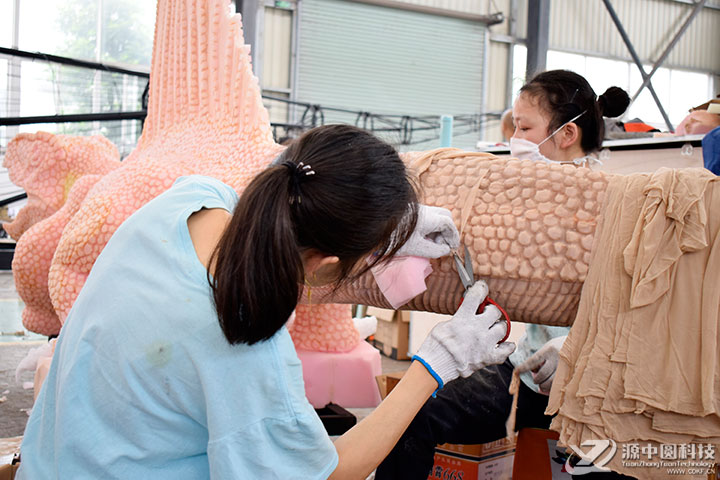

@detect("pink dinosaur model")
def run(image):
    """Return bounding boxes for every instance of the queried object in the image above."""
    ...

[4,0,359,352]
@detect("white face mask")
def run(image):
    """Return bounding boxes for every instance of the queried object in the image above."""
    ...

[509,110,598,166]
[509,137,551,163]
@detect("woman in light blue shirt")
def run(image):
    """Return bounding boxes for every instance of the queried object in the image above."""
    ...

[18,124,514,479]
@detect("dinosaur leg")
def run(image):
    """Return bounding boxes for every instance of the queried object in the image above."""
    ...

[289,304,360,353]
[13,175,103,335]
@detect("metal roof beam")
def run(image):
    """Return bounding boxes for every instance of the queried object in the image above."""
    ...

[525,0,550,81]
[629,0,708,104]
[602,0,675,132]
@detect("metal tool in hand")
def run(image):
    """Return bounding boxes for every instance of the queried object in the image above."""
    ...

[451,244,511,343]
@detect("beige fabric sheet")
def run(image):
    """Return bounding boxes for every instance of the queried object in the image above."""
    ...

[547,168,720,479]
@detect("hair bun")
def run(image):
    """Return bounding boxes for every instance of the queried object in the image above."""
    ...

[598,86,630,118]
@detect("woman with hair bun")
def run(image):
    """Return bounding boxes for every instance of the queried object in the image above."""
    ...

[510,69,630,166]
[376,70,631,480]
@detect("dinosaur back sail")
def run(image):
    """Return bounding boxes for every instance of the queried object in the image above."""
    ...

[140,1,274,152]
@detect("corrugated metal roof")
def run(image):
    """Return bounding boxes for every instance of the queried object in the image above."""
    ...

[546,0,720,73]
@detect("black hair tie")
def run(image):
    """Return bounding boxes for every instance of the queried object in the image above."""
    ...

[563,87,584,120]
[281,161,315,205]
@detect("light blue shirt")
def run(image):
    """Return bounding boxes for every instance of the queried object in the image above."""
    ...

[18,175,338,480]
[509,324,570,393]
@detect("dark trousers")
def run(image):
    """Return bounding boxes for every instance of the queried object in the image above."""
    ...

[375,359,552,480]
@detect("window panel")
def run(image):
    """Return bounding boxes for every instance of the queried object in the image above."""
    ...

[263,6,293,90]
[0,0,13,48]
[4,0,152,153]
[263,91,290,126]
[0,58,7,117]
[18,0,72,56]
[19,61,58,117]
[511,44,526,103]
[668,69,713,126]
[100,0,155,66]
[17,0,153,66]
[546,51,587,78]
[628,65,671,129]
[584,57,630,101]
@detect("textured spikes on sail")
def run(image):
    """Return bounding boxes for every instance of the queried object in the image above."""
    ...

[140,0,273,149]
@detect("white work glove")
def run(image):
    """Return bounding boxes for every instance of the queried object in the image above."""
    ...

[515,335,567,394]
[413,281,516,391]
[396,205,460,259]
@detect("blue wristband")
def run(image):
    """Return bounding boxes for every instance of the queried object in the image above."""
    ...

[412,355,444,398]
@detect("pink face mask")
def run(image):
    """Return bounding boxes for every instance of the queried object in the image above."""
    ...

[369,256,433,309]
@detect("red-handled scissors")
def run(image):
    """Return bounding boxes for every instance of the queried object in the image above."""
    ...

[451,244,511,344]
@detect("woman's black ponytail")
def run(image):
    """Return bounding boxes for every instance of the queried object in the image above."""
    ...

[210,167,303,345]
[210,124,418,345]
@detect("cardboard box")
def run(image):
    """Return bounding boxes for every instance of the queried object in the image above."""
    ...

[708,463,720,480]
[512,428,571,480]
[429,438,516,480]
[365,307,411,360]
[709,466,719,480]
[408,311,450,357]
[376,370,516,480]
[0,454,20,480]
[375,371,405,399]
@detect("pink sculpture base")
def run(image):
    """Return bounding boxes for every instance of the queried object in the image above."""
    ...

[297,341,382,409]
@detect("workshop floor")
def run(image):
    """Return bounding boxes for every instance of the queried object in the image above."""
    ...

[1,271,45,441]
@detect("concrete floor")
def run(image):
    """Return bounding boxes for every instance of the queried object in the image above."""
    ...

[0,271,47,440]
[0,341,38,438]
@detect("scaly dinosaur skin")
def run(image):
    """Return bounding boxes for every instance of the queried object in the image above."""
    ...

[5,0,606,347]
[315,149,609,327]
[4,133,121,335]
[3,132,120,240]
[12,174,105,335]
